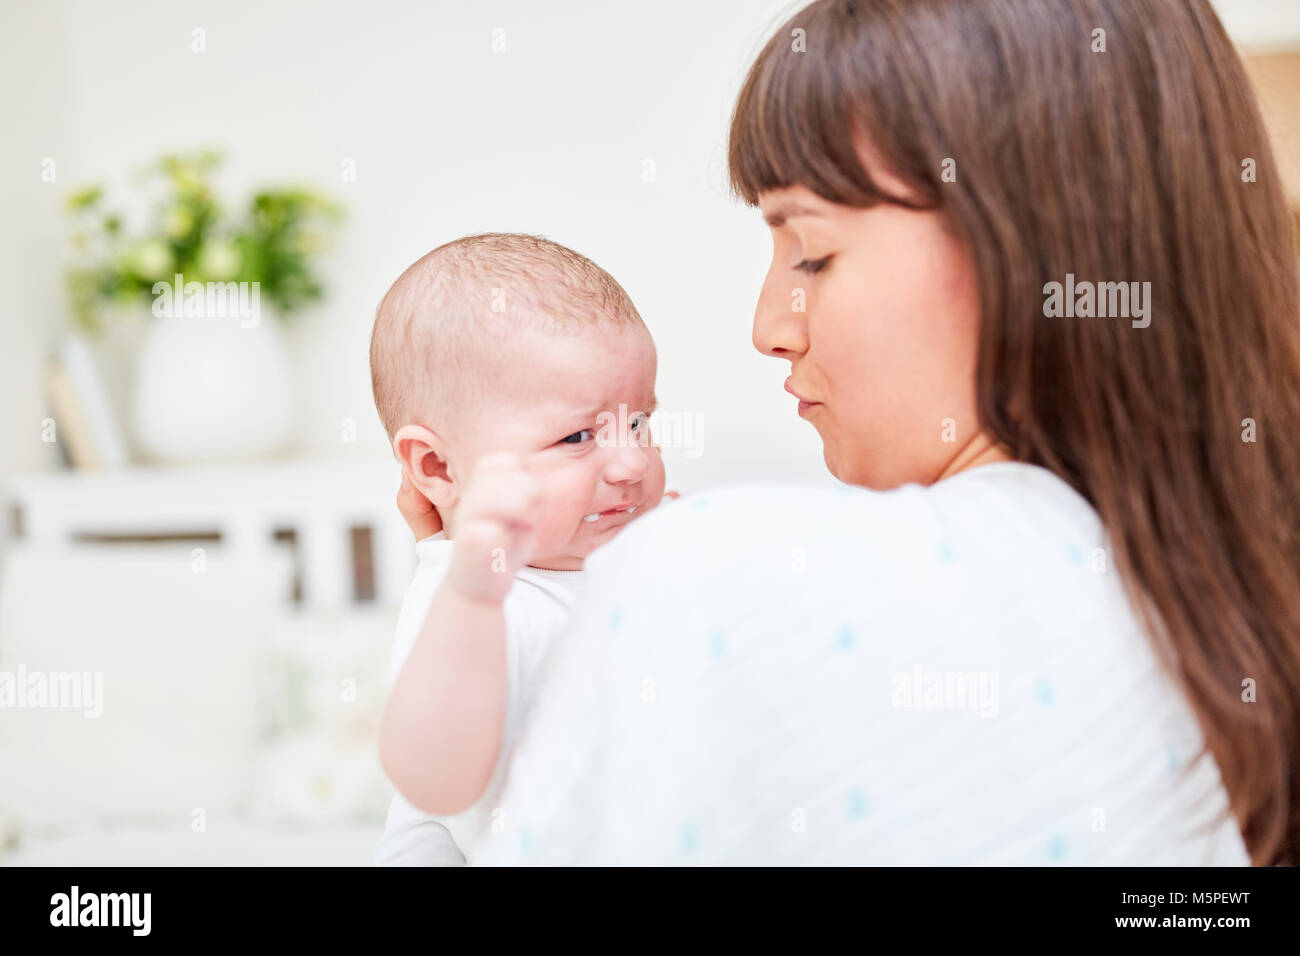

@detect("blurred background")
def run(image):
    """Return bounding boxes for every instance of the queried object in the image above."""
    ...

[1,0,1297,865]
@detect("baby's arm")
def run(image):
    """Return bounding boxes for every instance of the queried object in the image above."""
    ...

[378,453,540,816]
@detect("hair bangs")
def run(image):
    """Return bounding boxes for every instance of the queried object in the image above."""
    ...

[727,1,936,211]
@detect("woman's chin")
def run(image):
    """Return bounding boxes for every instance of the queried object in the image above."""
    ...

[822,445,864,487]
[823,444,900,491]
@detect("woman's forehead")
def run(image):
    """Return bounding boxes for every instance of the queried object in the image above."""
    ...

[756,131,921,222]
[759,186,831,226]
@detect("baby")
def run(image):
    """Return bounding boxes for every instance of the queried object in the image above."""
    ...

[369,233,667,865]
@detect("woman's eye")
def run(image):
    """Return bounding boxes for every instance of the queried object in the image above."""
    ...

[794,255,832,275]
[561,429,593,445]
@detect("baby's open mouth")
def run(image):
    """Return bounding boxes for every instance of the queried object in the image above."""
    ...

[582,504,639,523]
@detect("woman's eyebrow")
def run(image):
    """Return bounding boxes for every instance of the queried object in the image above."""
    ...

[763,204,825,227]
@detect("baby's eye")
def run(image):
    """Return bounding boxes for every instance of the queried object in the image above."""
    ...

[561,429,594,445]
[794,255,832,275]
[630,413,648,432]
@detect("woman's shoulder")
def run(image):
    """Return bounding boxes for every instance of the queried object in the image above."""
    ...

[582,460,1133,686]
[596,461,1104,584]
[510,462,1247,864]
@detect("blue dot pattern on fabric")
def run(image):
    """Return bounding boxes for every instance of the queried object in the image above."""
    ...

[836,625,856,650]
[1036,678,1055,705]
[937,540,956,564]
[847,788,869,818]
[709,630,726,658]
[519,827,532,856]
[1167,746,1181,773]
[1067,542,1084,565]
[609,609,621,633]
[692,497,709,510]
[1047,833,1067,861]
[681,822,699,852]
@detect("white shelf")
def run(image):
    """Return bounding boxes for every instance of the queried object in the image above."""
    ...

[6,459,416,608]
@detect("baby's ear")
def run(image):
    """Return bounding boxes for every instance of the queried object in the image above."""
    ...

[393,424,455,507]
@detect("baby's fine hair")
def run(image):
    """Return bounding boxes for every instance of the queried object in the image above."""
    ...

[370,232,645,439]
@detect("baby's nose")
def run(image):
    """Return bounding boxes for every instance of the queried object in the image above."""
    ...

[604,443,649,483]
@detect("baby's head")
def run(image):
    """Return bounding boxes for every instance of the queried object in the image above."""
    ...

[371,233,666,570]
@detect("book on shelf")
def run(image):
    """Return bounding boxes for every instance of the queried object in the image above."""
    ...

[44,334,130,470]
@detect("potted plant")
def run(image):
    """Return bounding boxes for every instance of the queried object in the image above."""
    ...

[64,151,342,464]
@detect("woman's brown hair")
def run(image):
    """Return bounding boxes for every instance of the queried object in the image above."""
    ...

[730,0,1300,865]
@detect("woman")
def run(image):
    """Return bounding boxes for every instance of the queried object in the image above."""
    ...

[404,0,1300,864]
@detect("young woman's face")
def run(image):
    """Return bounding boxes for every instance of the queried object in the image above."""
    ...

[753,169,985,490]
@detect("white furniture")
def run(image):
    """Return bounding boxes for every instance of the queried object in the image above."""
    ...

[0,535,399,866]
[7,459,416,609]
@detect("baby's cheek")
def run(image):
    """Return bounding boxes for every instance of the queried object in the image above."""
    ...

[539,506,582,546]
[644,454,668,509]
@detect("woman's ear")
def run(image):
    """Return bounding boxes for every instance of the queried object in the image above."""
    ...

[392,424,457,509]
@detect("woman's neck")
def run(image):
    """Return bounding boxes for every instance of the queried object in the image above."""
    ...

[935,430,1014,482]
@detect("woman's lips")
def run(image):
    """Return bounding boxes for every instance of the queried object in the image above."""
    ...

[784,377,822,418]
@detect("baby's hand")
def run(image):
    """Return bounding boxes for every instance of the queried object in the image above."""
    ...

[446,452,540,605]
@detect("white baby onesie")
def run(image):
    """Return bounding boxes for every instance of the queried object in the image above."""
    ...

[373,532,585,866]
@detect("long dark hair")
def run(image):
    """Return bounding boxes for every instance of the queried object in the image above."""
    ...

[729,0,1300,865]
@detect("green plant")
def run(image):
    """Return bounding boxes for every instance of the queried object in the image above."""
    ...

[65,150,342,330]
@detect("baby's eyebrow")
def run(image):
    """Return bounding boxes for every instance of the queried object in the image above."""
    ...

[562,396,656,425]
[564,405,604,426]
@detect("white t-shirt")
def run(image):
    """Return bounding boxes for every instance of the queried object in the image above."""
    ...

[468,462,1249,865]
[373,532,585,866]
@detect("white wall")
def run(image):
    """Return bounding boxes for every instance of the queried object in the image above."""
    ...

[3,0,1295,494]
[1212,0,1300,51]
[6,0,830,493]
[0,1,73,482]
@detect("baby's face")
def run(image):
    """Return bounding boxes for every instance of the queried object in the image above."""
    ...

[449,323,666,570]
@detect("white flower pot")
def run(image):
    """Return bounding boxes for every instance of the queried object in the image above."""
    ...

[131,311,296,463]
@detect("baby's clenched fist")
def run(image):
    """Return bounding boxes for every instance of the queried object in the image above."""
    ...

[446,452,541,605]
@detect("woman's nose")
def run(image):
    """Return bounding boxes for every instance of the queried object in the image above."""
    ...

[752,266,809,359]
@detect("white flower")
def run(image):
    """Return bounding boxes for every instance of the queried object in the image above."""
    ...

[125,238,172,280]
[163,206,193,239]
[199,239,241,279]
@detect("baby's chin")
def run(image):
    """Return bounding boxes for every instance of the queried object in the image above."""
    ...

[529,506,647,570]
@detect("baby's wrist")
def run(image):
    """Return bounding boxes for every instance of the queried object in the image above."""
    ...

[444,565,510,609]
